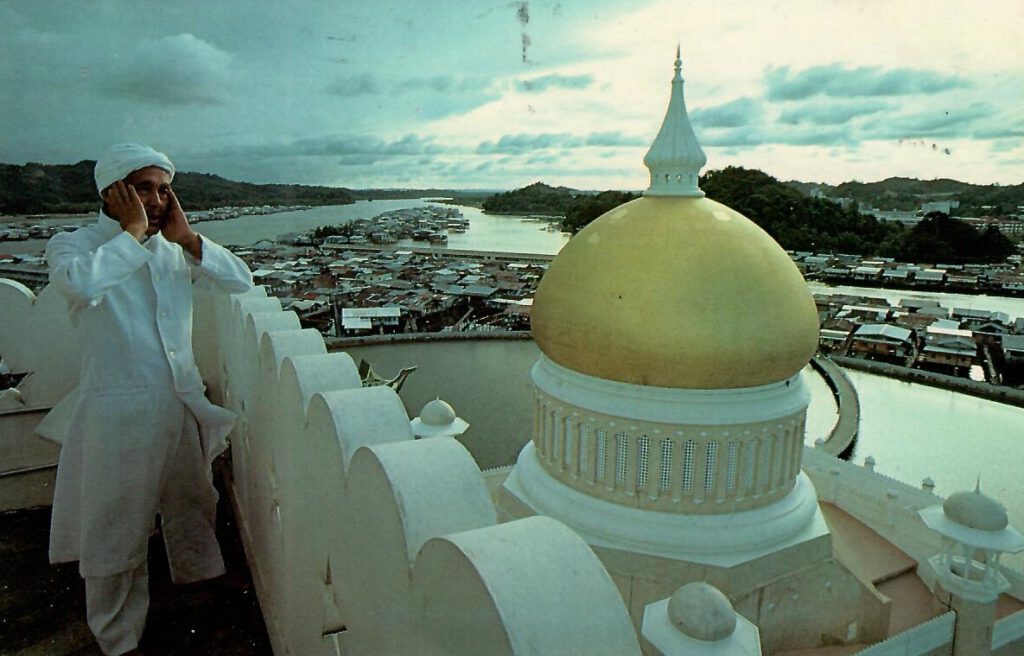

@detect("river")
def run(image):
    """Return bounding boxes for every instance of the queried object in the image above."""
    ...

[2,199,571,256]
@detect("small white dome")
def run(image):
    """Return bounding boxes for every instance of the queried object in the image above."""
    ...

[420,399,456,426]
[410,398,469,438]
[943,489,1009,532]
[666,582,736,641]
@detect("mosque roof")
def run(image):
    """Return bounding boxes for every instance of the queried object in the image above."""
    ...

[530,52,818,389]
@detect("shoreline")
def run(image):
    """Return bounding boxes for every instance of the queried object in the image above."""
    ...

[832,355,1024,408]
[809,275,1024,301]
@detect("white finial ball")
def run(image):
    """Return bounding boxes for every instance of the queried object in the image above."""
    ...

[667,582,737,641]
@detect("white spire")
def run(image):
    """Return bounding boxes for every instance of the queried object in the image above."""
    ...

[643,46,706,198]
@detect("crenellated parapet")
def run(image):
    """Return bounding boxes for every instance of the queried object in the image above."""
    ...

[190,285,643,655]
[0,277,644,655]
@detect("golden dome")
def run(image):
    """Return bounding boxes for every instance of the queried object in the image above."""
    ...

[531,196,819,389]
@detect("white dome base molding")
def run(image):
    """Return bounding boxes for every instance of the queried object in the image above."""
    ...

[527,357,812,515]
[502,442,828,568]
[498,446,889,653]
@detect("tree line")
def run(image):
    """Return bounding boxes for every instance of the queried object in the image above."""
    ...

[0,161,356,214]
[787,175,1024,217]
[482,166,1016,264]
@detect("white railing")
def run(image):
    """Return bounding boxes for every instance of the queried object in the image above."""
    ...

[804,447,1024,600]
[993,611,1024,654]
[854,611,954,655]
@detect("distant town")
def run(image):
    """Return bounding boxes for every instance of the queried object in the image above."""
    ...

[3,200,1024,394]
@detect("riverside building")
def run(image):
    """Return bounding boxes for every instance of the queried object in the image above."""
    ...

[2,50,1023,655]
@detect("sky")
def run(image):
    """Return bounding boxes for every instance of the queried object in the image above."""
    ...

[2,0,1022,190]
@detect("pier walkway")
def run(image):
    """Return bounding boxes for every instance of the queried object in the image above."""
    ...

[810,354,860,456]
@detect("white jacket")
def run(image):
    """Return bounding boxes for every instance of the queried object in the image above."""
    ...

[39,212,253,576]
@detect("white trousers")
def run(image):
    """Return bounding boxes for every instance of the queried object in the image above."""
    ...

[159,409,225,585]
[86,561,148,655]
[84,410,225,654]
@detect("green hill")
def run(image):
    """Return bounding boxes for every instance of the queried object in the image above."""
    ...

[701,166,904,256]
[784,176,1024,216]
[480,182,581,215]
[0,161,356,214]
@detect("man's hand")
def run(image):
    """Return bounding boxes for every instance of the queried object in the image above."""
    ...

[104,181,147,241]
[163,188,202,260]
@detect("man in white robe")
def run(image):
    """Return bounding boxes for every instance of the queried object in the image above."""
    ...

[38,143,254,655]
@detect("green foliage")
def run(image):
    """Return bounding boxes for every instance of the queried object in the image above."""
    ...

[312,223,356,241]
[481,182,579,215]
[0,161,355,214]
[898,212,1015,264]
[0,161,98,214]
[788,176,1024,217]
[701,166,904,257]
[562,190,638,233]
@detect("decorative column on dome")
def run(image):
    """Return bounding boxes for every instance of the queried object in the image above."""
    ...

[643,46,707,198]
[919,485,1024,656]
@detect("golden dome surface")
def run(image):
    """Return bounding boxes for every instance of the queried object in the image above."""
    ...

[531,196,819,389]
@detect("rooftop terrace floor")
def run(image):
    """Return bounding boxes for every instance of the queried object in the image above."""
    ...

[0,469,271,655]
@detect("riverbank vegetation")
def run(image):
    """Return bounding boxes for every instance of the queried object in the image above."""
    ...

[481,167,1017,264]
[1,161,357,214]
[787,176,1024,218]
[480,182,578,216]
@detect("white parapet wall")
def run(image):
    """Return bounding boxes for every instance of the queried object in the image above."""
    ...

[190,285,644,655]
[853,612,954,656]
[804,445,1024,599]
[993,611,1024,655]
[0,279,643,656]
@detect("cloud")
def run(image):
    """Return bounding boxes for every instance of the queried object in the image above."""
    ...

[765,65,966,101]
[325,73,380,96]
[99,34,233,106]
[517,74,594,92]
[324,74,500,118]
[863,102,994,139]
[691,97,761,128]
[779,99,892,126]
[477,132,580,154]
[199,132,442,163]
[407,77,502,120]
[583,131,647,147]
[405,75,493,93]
[973,127,1024,140]
[699,124,853,148]
[476,131,645,154]
[527,153,560,165]
[327,74,495,97]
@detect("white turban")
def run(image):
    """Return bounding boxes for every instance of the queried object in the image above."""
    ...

[94,143,175,196]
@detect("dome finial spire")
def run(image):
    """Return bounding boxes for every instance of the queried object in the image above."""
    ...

[643,47,706,198]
